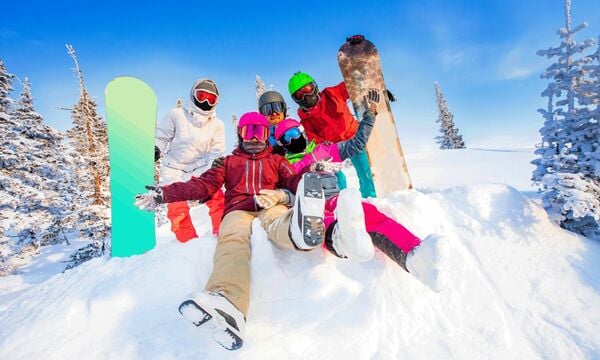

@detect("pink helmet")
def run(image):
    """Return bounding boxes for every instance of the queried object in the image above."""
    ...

[275,118,302,140]
[238,111,269,129]
[238,112,270,143]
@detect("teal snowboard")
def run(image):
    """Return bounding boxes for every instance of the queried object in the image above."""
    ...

[106,77,157,257]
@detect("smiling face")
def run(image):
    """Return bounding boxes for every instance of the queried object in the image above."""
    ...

[267,111,285,126]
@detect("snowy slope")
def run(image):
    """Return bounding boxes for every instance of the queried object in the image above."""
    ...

[1,148,599,359]
[405,147,538,192]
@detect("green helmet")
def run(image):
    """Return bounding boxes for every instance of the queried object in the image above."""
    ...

[288,71,315,95]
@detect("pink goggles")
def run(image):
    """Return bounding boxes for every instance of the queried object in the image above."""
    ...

[239,124,269,142]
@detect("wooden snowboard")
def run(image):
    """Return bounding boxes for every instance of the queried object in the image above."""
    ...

[338,35,412,195]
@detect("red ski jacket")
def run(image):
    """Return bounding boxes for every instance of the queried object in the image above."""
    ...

[162,146,304,216]
[297,82,359,144]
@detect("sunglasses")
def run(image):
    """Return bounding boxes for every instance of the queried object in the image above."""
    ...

[292,82,317,101]
[259,102,286,116]
[194,89,218,106]
[277,126,303,146]
[239,124,269,142]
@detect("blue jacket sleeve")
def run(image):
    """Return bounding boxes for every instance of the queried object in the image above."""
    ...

[337,111,376,160]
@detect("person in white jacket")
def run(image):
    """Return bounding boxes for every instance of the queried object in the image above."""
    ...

[155,78,226,241]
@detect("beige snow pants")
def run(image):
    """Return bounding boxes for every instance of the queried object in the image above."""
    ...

[204,205,297,317]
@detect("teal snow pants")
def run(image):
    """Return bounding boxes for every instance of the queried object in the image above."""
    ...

[335,150,377,198]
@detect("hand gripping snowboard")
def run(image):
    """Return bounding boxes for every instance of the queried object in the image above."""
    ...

[338,35,413,196]
[106,77,157,257]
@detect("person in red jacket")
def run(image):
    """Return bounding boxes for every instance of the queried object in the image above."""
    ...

[288,71,377,198]
[134,112,329,350]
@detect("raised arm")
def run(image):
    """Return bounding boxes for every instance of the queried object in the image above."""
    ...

[337,110,375,160]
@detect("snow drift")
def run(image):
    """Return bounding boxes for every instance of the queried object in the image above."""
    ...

[1,182,599,359]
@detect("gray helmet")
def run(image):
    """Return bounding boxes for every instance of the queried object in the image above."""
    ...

[191,78,219,96]
[258,90,286,109]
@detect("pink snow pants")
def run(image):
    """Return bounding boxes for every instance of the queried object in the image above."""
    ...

[323,196,421,268]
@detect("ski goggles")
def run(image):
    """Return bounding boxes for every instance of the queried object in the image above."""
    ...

[193,89,219,106]
[239,124,269,142]
[259,101,286,116]
[277,126,303,146]
[292,82,317,101]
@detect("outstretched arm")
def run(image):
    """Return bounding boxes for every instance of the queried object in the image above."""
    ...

[337,89,380,160]
[162,165,226,203]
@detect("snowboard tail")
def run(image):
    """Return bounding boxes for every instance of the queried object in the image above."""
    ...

[106,77,157,257]
[338,35,413,196]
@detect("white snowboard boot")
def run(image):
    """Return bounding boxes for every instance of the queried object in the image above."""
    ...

[331,188,375,262]
[290,173,326,250]
[406,234,451,292]
[178,291,245,350]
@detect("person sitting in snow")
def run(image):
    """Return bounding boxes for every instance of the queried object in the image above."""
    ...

[135,111,337,350]
[288,68,391,198]
[154,78,225,239]
[275,91,447,289]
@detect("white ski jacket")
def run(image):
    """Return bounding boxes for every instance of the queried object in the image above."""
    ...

[156,100,225,184]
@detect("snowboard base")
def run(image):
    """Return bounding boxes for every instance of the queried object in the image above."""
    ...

[338,35,413,196]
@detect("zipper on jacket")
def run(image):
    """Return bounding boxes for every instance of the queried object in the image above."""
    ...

[245,160,249,193]
[258,161,263,191]
[252,160,257,195]
[251,156,258,211]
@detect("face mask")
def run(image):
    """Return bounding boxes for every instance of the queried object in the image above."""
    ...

[241,141,267,154]
[283,136,307,154]
[299,92,319,110]
[194,99,215,111]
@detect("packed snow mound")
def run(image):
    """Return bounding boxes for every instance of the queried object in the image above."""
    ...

[405,148,537,192]
[1,184,599,359]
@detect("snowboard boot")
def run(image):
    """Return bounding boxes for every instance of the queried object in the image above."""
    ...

[368,232,409,270]
[290,172,326,250]
[330,188,374,262]
[406,234,451,292]
[178,291,245,350]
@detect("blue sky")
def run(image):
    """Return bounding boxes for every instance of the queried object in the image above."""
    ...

[2,0,600,152]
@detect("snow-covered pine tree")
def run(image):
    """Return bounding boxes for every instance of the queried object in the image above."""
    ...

[255,75,266,105]
[0,60,16,275]
[0,60,14,121]
[63,45,111,267]
[533,0,600,238]
[231,113,239,147]
[66,45,109,205]
[580,36,600,179]
[0,76,74,275]
[434,82,465,149]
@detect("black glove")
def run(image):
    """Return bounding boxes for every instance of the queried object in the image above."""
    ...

[347,35,365,45]
[363,88,381,114]
[385,89,396,102]
[154,146,161,162]
[211,156,225,169]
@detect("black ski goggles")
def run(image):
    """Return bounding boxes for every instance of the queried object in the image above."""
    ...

[259,101,286,116]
